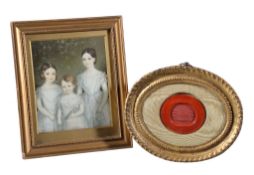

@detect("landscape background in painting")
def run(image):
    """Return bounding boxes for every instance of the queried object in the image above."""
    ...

[31,36,107,87]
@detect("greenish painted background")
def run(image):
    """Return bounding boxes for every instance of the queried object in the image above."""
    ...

[32,36,107,87]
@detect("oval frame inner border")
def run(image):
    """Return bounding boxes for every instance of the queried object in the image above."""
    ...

[125,65,242,162]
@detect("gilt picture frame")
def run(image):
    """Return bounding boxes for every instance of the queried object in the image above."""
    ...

[11,16,132,158]
[125,64,242,162]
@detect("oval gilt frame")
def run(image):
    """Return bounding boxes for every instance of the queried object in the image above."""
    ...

[125,64,242,162]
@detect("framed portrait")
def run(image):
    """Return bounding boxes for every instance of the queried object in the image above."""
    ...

[11,16,132,158]
[125,64,242,162]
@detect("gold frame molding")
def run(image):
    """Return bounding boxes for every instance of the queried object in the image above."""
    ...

[12,16,132,158]
[125,64,242,162]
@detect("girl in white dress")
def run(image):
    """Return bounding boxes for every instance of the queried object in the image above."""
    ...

[77,48,111,128]
[36,63,62,133]
[57,75,86,131]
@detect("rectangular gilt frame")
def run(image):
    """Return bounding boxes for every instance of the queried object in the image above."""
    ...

[11,16,132,158]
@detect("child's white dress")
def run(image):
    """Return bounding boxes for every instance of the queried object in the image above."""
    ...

[77,69,111,128]
[36,84,62,133]
[58,93,87,131]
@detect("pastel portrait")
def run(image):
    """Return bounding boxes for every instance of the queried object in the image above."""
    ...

[33,38,111,133]
[12,17,131,158]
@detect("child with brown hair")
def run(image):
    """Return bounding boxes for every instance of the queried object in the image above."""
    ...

[36,63,62,133]
[77,48,111,128]
[57,74,87,131]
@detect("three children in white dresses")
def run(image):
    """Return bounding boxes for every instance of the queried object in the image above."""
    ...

[36,48,111,133]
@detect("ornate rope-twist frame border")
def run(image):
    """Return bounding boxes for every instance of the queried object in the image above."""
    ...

[125,65,242,162]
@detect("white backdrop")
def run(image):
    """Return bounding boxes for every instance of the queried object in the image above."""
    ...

[0,0,253,174]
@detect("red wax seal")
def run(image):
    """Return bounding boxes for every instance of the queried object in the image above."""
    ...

[160,93,206,134]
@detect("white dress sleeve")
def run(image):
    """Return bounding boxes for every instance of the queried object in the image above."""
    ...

[76,73,83,95]
[100,72,108,91]
[36,87,41,100]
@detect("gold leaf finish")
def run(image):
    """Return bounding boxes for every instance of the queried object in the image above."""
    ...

[12,16,132,158]
[125,65,242,162]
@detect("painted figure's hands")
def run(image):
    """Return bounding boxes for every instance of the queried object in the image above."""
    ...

[96,108,103,119]
[48,114,55,121]
[69,110,79,118]
[72,106,80,113]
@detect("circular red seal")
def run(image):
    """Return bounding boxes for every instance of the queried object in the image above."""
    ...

[160,93,206,134]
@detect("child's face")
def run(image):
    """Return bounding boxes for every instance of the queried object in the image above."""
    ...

[82,53,95,68]
[43,67,56,83]
[61,80,75,95]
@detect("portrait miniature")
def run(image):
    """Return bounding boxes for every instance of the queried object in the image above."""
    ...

[12,16,131,158]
